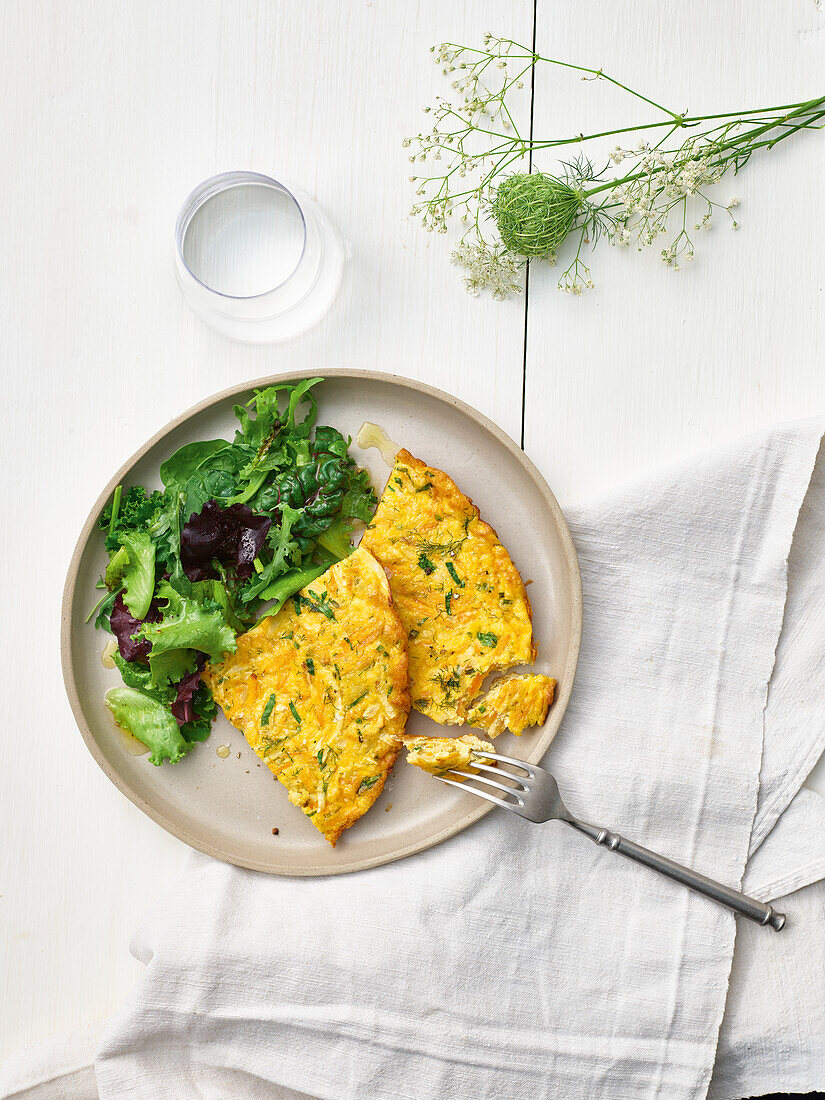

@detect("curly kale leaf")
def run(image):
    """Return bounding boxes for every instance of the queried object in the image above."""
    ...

[100,485,169,553]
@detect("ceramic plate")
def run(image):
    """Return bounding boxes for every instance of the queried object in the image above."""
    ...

[61,371,582,875]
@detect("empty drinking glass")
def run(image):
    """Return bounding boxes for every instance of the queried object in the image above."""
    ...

[175,171,344,342]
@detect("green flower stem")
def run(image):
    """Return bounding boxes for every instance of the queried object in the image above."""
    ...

[534,54,681,120]
[583,96,825,199]
[426,106,822,170]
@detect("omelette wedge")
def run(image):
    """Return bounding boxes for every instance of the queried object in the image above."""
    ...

[361,449,552,738]
[204,548,410,846]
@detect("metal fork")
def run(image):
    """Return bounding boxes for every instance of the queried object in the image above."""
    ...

[436,750,786,931]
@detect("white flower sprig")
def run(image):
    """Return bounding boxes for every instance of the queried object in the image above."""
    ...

[406,36,825,296]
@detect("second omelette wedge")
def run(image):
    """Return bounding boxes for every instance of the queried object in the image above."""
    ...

[205,548,410,846]
[361,449,555,733]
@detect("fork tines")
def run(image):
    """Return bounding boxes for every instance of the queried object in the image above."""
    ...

[434,750,532,810]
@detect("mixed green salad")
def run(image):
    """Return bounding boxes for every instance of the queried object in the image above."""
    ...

[91,378,376,765]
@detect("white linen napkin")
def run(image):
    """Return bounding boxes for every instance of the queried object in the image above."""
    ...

[710,790,825,1100]
[4,420,825,1100]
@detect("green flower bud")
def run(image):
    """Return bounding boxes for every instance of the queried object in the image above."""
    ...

[492,172,581,258]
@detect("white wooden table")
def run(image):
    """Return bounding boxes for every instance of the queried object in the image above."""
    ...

[2,0,824,1062]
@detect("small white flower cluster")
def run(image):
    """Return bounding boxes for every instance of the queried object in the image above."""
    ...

[403,36,536,295]
[600,136,744,272]
[451,241,524,299]
[558,261,594,294]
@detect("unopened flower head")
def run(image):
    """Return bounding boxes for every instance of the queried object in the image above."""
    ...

[492,172,582,258]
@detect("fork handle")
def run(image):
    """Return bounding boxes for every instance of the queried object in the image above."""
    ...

[567,820,786,930]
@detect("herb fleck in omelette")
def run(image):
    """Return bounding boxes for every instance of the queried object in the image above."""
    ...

[204,548,409,846]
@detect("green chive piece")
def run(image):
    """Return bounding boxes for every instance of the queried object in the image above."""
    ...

[261,694,277,725]
[418,552,435,575]
[445,562,464,587]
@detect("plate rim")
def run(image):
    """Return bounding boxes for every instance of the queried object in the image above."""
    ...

[61,369,582,876]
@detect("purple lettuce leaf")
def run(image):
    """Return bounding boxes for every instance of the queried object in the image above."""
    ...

[180,500,272,581]
[110,594,161,662]
[170,665,203,726]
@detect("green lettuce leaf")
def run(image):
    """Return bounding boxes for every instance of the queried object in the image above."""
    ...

[104,546,129,588]
[118,531,156,619]
[256,559,332,617]
[105,687,192,765]
[148,648,198,688]
[112,652,171,700]
[191,577,248,633]
[137,585,236,662]
[317,515,357,561]
[103,532,156,619]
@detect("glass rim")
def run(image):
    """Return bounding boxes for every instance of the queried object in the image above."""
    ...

[174,170,308,301]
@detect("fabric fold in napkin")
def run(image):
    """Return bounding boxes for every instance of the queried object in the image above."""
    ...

[709,789,825,1100]
[5,419,825,1100]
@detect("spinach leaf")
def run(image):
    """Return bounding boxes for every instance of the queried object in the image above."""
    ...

[160,439,231,494]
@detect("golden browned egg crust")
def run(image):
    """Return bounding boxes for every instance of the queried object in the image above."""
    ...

[405,734,496,775]
[204,548,410,846]
[467,673,556,738]
[361,449,548,733]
